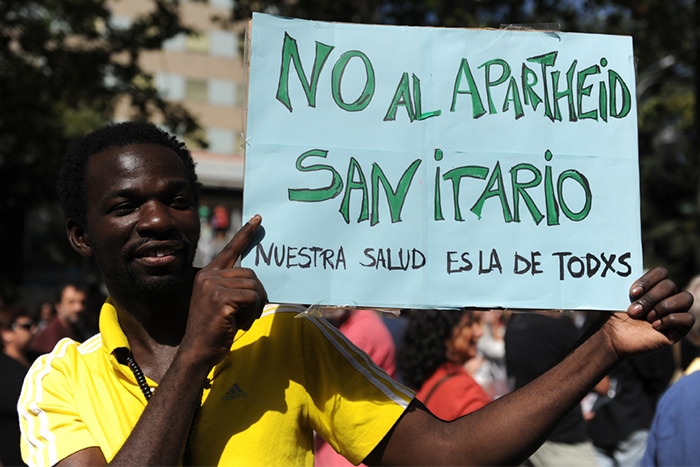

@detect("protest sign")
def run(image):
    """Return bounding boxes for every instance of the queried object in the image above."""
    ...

[241,12,642,310]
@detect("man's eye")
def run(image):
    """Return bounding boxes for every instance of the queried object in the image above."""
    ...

[110,203,136,215]
[172,196,193,209]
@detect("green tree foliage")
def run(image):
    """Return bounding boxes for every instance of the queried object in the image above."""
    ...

[0,0,203,300]
[233,0,699,287]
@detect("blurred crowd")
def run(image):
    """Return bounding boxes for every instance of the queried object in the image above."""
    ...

[308,272,700,467]
[1,281,103,466]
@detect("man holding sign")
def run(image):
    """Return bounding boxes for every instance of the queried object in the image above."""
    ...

[18,121,693,466]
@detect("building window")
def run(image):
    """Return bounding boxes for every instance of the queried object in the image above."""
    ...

[209,0,234,9]
[208,79,235,106]
[185,78,208,102]
[235,83,246,107]
[210,30,237,58]
[185,32,210,53]
[155,73,185,101]
[163,33,186,51]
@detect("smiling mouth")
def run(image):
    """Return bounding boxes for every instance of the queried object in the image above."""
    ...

[133,249,183,269]
[128,237,192,269]
[131,243,186,264]
[147,249,176,258]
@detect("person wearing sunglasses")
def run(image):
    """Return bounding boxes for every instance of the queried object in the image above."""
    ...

[1,304,36,466]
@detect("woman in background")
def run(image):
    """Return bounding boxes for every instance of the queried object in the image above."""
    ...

[397,309,490,420]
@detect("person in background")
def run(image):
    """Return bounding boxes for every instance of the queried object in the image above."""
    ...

[641,366,700,466]
[466,309,510,399]
[315,307,397,466]
[587,349,674,467]
[29,282,87,356]
[505,311,600,467]
[194,205,215,267]
[640,274,700,467]
[34,301,56,332]
[381,310,409,374]
[679,274,700,374]
[209,204,233,269]
[397,308,491,420]
[0,304,36,466]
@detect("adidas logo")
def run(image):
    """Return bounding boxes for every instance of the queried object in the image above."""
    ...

[222,383,248,400]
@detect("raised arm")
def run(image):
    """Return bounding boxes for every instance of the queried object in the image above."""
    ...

[368,267,694,466]
[55,216,268,466]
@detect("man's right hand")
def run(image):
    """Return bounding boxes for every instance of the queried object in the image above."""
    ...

[183,214,268,368]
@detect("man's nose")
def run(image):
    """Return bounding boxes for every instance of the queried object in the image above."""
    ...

[137,200,175,233]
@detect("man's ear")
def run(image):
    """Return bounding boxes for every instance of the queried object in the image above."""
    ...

[66,218,93,257]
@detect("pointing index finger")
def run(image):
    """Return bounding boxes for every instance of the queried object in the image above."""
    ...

[206,215,262,270]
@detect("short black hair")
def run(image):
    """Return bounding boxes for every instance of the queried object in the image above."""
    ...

[56,121,201,227]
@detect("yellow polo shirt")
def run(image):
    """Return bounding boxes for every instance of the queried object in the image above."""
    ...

[19,302,414,466]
